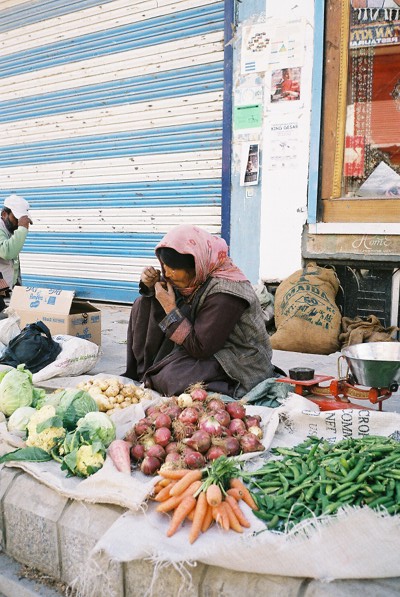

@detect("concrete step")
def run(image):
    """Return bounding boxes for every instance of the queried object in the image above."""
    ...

[0,552,64,597]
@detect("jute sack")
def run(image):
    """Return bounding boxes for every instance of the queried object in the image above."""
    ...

[271,262,341,354]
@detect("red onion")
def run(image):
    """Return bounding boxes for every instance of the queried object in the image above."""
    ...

[155,413,172,429]
[145,405,160,417]
[165,452,182,464]
[183,430,211,454]
[224,436,241,456]
[199,415,223,436]
[240,433,264,453]
[124,428,137,445]
[160,403,181,420]
[213,409,231,427]
[228,419,247,436]
[184,451,206,469]
[146,444,166,462]
[244,415,262,428]
[178,407,199,425]
[207,397,226,411]
[190,388,208,402]
[205,446,227,461]
[165,441,180,454]
[134,418,152,436]
[226,402,246,420]
[140,456,161,476]
[154,427,172,447]
[130,444,145,462]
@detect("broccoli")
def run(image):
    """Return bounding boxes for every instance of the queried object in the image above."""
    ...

[26,404,66,453]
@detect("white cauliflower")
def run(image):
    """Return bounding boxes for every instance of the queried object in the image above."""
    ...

[75,444,105,477]
[26,405,66,453]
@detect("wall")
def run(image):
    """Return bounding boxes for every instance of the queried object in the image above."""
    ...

[229,0,315,283]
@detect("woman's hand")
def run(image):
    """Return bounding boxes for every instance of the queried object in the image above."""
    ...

[155,281,176,314]
[141,266,161,288]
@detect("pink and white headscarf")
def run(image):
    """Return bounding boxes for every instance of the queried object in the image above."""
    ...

[155,225,248,296]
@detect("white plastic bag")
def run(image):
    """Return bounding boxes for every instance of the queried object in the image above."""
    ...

[0,308,21,345]
[32,334,101,383]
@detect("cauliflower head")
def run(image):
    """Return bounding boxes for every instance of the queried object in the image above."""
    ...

[75,444,105,477]
[26,404,66,453]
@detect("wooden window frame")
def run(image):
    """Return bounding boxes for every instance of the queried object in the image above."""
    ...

[320,0,400,223]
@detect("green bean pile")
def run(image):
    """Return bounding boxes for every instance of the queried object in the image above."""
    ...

[245,435,400,532]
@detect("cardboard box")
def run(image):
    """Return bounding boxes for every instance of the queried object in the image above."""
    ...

[10,286,102,346]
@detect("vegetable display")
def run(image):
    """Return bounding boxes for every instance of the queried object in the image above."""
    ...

[76,377,152,414]
[1,397,116,478]
[152,456,258,543]
[245,435,400,532]
[0,365,34,416]
[125,385,265,475]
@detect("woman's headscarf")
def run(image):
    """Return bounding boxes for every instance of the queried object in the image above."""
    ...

[155,225,247,296]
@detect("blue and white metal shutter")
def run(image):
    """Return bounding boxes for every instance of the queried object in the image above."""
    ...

[0,0,226,302]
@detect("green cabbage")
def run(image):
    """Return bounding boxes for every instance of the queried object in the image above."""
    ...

[56,389,98,431]
[0,365,34,416]
[7,406,36,437]
[76,411,116,448]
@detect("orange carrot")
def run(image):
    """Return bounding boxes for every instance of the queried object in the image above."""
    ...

[154,482,175,502]
[186,509,195,521]
[159,469,190,480]
[224,500,243,533]
[205,483,222,507]
[156,480,202,512]
[189,491,208,544]
[156,494,183,513]
[225,495,251,528]
[167,496,196,537]
[169,470,202,496]
[212,503,229,531]
[201,504,214,533]
[226,487,243,501]
[230,478,258,510]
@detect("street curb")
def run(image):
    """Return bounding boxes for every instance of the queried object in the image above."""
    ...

[0,552,64,597]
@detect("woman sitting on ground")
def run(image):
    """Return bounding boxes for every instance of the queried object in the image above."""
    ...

[124,225,274,398]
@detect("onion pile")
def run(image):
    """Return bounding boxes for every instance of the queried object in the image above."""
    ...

[124,385,265,476]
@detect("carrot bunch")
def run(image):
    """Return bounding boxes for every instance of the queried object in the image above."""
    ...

[152,456,258,543]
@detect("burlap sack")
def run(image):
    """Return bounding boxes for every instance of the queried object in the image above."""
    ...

[270,262,341,354]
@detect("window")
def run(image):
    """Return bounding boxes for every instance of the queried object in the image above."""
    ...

[320,0,400,222]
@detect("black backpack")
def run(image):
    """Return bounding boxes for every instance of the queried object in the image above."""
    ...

[0,321,62,373]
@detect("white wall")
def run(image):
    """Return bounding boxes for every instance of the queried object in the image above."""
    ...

[230,0,315,283]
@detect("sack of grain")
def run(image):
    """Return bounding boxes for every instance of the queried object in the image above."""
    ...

[270,262,341,354]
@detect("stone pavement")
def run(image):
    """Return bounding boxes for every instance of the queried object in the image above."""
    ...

[1,302,400,596]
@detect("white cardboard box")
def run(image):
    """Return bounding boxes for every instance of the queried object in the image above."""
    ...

[9,286,102,346]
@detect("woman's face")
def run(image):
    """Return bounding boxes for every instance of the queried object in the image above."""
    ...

[161,262,195,289]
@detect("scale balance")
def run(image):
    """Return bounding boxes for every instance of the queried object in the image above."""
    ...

[275,342,400,411]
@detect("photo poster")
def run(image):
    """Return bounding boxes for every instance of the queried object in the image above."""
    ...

[241,23,271,74]
[240,142,260,186]
[270,66,302,104]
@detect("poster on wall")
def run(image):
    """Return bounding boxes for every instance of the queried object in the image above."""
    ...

[268,19,305,69]
[270,67,302,103]
[264,117,302,171]
[240,143,260,186]
[241,23,271,74]
[233,104,262,132]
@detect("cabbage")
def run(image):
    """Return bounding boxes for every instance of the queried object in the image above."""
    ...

[0,366,33,416]
[76,411,116,448]
[7,406,36,437]
[56,389,98,431]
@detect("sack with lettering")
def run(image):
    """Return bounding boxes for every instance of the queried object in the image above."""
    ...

[32,334,101,383]
[270,262,341,354]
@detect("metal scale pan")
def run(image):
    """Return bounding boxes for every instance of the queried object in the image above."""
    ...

[341,342,400,390]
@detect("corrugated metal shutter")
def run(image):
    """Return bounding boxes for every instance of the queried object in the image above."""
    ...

[0,0,226,302]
